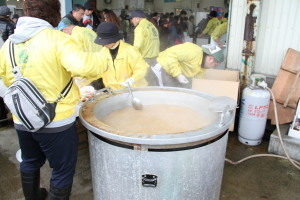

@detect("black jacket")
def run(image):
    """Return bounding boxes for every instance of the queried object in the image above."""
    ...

[91,12,100,31]
[0,17,15,41]
[63,12,84,27]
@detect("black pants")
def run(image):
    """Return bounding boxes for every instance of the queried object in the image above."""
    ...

[0,97,7,122]
[17,123,78,188]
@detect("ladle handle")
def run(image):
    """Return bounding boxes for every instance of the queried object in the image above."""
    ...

[92,87,112,100]
[127,82,134,98]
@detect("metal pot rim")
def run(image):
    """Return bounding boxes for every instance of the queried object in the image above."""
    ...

[79,87,234,145]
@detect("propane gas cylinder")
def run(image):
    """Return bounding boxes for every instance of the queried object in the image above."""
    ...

[238,74,270,146]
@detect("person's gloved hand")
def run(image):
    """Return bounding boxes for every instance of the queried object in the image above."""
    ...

[177,74,189,84]
[120,77,134,87]
[79,86,95,102]
[152,63,162,71]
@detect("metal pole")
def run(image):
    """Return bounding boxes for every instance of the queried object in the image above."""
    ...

[241,0,261,89]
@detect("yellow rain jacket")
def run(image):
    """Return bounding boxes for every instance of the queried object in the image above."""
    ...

[157,42,206,78]
[71,26,102,52]
[220,18,228,24]
[70,26,103,88]
[134,19,160,58]
[99,40,149,90]
[211,22,228,41]
[202,17,220,35]
[0,29,106,122]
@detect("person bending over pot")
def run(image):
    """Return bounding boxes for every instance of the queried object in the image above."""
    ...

[147,43,224,88]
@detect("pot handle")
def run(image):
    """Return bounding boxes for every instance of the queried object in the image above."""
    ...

[142,174,158,187]
[91,87,112,100]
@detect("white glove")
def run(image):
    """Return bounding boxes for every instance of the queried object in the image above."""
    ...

[152,63,162,71]
[120,77,134,87]
[177,74,189,84]
[79,86,95,102]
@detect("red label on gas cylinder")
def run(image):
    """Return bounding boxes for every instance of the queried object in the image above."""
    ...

[247,104,269,118]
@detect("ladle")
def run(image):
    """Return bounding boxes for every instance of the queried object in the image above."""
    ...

[127,83,143,110]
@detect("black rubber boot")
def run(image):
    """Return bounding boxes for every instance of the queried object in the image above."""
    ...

[49,184,72,200]
[21,171,48,200]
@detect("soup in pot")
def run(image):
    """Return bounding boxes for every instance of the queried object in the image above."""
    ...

[101,104,212,135]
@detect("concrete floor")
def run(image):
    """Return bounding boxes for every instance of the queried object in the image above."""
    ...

[0,122,299,200]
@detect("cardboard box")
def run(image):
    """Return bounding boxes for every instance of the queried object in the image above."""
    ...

[192,69,240,131]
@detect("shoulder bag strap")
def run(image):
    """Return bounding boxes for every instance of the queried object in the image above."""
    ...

[9,41,23,80]
[9,41,16,68]
[55,78,73,102]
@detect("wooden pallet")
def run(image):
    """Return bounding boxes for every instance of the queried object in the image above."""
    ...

[268,100,296,125]
[268,48,300,124]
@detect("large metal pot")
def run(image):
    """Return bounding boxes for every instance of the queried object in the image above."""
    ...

[80,87,235,200]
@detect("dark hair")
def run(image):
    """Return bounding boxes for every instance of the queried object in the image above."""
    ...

[180,10,187,15]
[104,10,120,28]
[12,14,19,19]
[159,17,169,26]
[152,12,158,17]
[171,16,183,34]
[102,9,109,14]
[210,11,218,18]
[84,2,94,10]
[23,0,61,27]
[72,4,85,11]
[120,14,126,20]
[181,17,188,31]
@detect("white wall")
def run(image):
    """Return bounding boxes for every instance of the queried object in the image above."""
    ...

[96,0,144,10]
[97,0,122,10]
[227,0,300,76]
[226,0,247,71]
[5,0,22,8]
[59,0,66,17]
[151,1,195,13]
[254,0,300,76]
[150,0,227,13]
[95,0,227,13]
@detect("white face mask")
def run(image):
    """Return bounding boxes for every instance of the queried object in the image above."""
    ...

[109,41,120,49]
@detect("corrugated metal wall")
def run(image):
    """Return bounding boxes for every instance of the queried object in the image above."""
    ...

[255,0,300,76]
[227,0,300,76]
[226,0,247,71]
